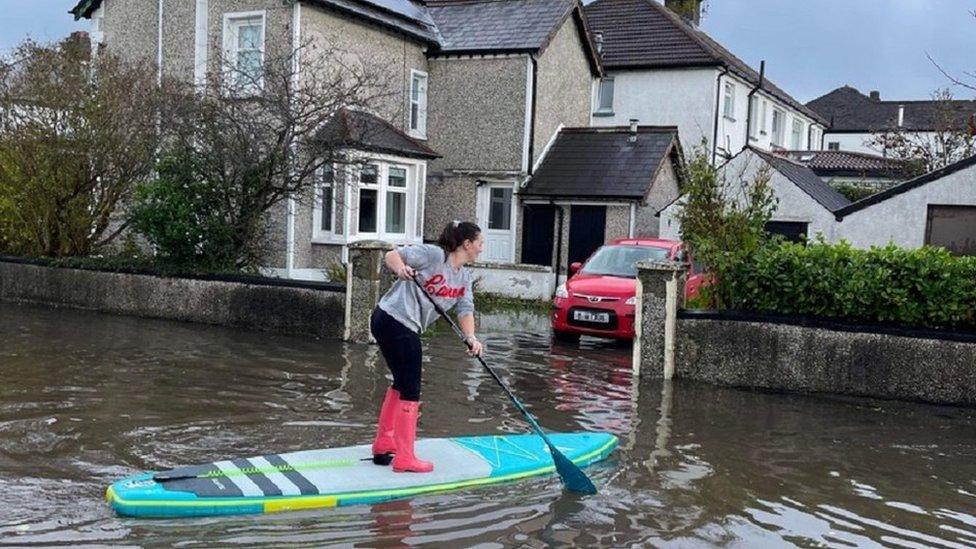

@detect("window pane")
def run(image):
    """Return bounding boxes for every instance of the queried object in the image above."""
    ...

[238,24,261,50]
[410,103,419,130]
[358,189,377,233]
[411,75,421,102]
[388,167,406,188]
[236,50,261,84]
[361,164,378,185]
[599,79,614,111]
[321,185,333,232]
[386,191,406,234]
[489,188,512,230]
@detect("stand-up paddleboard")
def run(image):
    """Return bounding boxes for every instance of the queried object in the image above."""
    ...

[106,432,617,517]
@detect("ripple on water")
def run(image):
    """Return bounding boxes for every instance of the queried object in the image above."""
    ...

[0,304,975,547]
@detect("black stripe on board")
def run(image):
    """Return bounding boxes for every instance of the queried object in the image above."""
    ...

[161,475,245,497]
[264,454,319,495]
[231,458,283,497]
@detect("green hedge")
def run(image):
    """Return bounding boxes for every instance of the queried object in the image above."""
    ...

[724,240,976,331]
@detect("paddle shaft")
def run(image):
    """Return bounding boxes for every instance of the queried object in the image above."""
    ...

[410,275,593,493]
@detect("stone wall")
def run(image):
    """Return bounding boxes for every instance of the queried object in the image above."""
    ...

[0,258,345,338]
[635,262,976,406]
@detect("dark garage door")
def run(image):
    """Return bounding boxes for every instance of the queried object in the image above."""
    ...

[521,204,556,266]
[926,205,976,256]
[568,205,607,271]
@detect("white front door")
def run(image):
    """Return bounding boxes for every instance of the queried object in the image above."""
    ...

[477,183,515,263]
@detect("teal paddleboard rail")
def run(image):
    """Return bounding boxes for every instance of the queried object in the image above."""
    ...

[106,432,618,518]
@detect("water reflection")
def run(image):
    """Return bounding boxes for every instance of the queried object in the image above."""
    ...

[1,302,975,547]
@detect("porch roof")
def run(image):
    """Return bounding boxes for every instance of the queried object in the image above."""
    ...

[520,126,680,199]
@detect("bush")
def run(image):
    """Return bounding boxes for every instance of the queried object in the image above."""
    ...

[832,183,880,202]
[129,152,239,272]
[724,239,976,330]
[676,143,777,308]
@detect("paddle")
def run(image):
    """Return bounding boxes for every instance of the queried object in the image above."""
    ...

[410,275,597,495]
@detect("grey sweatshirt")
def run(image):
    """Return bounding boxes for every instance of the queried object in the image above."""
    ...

[378,244,475,333]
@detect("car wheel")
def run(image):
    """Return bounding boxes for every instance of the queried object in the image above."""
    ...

[553,329,581,343]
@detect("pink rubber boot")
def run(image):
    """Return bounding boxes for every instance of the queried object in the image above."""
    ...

[391,401,434,473]
[371,387,400,465]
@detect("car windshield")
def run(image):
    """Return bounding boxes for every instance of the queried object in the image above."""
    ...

[581,245,671,278]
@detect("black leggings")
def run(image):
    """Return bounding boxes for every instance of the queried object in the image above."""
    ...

[370,307,423,401]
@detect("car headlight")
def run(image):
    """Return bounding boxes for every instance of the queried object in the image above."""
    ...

[555,283,569,299]
[625,296,638,305]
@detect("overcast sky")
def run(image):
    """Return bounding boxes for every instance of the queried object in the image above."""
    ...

[1,0,973,103]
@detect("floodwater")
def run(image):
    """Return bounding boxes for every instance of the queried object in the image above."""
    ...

[1,302,975,548]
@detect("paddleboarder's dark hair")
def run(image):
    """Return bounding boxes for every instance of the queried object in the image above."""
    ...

[437,221,481,253]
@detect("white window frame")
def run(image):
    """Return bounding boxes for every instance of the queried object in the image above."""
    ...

[222,11,266,94]
[408,70,428,139]
[350,156,419,242]
[723,82,736,120]
[384,165,409,236]
[748,95,759,138]
[595,77,615,115]
[312,164,336,239]
[771,108,785,146]
[791,118,804,149]
[760,100,769,135]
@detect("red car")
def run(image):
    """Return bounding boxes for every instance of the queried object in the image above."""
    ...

[551,238,703,341]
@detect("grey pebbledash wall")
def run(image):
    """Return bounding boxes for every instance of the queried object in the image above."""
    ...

[635,261,976,407]
[0,258,345,338]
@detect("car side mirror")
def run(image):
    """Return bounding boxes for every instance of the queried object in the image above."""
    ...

[569,262,582,275]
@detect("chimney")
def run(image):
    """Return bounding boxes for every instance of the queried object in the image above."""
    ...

[594,31,603,54]
[869,90,880,101]
[629,118,639,142]
[664,0,702,25]
[898,104,905,128]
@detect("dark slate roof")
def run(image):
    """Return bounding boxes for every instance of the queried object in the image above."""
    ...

[779,150,907,179]
[318,108,439,159]
[428,0,573,51]
[808,86,976,132]
[751,148,851,212]
[521,126,679,199]
[306,0,440,44]
[834,154,976,219]
[583,0,827,126]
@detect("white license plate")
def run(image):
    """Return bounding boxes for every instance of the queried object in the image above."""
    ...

[573,310,610,323]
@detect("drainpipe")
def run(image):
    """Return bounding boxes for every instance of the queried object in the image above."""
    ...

[744,61,764,151]
[711,65,730,164]
[157,0,164,85]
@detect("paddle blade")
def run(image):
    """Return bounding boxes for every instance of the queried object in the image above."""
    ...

[550,445,598,495]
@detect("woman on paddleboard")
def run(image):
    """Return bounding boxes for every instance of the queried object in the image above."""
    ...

[370,221,485,473]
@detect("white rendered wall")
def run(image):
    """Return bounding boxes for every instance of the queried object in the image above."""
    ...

[591,68,716,155]
[825,131,942,156]
[469,263,555,300]
[594,68,824,160]
[659,150,838,240]
[836,162,976,249]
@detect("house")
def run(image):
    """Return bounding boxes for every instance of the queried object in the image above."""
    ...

[583,0,828,163]
[422,0,602,264]
[518,124,682,276]
[834,154,976,256]
[659,147,851,243]
[70,0,602,280]
[777,150,907,193]
[808,86,976,155]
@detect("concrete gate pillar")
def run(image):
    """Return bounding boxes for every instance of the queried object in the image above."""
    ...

[344,240,395,343]
[633,260,687,379]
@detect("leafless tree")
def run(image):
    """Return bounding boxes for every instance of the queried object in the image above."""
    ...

[144,39,399,267]
[868,88,976,177]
